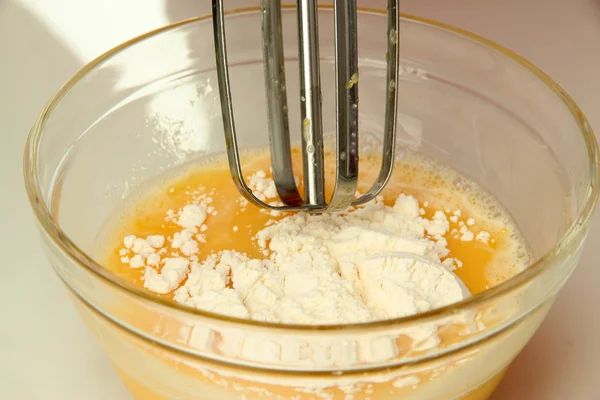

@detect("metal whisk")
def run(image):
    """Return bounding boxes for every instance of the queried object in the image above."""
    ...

[212,1,399,213]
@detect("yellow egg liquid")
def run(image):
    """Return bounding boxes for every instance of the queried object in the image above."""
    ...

[96,149,530,400]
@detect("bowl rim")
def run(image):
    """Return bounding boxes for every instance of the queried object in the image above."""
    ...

[24,6,600,333]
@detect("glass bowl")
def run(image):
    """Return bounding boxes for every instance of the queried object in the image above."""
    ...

[24,7,599,400]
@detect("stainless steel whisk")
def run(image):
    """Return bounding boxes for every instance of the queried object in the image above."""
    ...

[212,1,399,213]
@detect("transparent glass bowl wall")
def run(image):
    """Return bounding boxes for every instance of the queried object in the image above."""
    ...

[24,8,598,400]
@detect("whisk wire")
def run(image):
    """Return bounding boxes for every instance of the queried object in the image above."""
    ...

[261,0,304,207]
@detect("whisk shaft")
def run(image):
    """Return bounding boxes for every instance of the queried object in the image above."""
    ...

[296,0,326,208]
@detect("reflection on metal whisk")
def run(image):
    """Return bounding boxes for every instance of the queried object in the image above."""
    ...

[212,1,399,213]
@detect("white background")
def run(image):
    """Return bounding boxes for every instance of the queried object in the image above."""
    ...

[1,0,599,399]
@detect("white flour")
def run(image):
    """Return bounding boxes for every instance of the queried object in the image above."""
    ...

[108,164,529,400]
[120,171,482,324]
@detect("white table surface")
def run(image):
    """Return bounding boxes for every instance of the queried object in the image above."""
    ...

[1,0,599,399]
